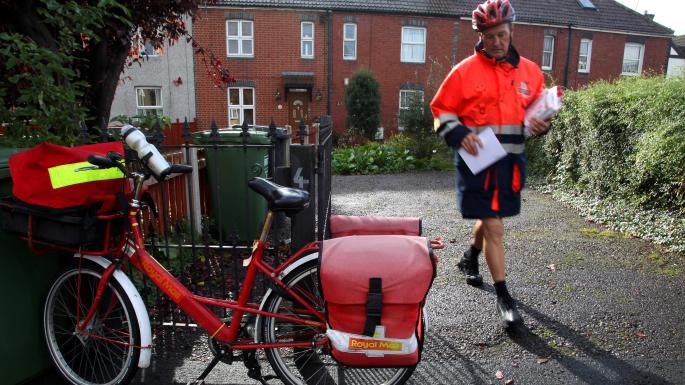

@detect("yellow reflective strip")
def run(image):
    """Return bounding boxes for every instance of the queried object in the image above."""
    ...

[48,161,125,189]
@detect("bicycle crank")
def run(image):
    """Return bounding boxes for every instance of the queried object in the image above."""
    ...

[208,337,235,365]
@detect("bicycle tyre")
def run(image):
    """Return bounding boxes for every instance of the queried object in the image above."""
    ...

[43,259,140,385]
[260,258,416,385]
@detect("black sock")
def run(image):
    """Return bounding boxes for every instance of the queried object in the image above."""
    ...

[494,280,510,299]
[465,245,481,260]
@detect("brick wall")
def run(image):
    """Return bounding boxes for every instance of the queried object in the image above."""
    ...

[329,13,454,135]
[193,8,328,131]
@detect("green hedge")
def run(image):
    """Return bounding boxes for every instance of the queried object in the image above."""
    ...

[527,75,685,214]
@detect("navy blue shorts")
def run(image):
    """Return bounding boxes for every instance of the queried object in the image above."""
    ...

[454,151,526,219]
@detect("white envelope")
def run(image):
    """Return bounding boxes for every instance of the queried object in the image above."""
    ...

[457,127,507,175]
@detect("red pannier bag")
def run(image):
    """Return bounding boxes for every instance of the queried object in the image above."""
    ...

[329,215,421,238]
[320,235,436,367]
[9,141,129,213]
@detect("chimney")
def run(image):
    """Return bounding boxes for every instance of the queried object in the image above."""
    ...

[643,10,654,20]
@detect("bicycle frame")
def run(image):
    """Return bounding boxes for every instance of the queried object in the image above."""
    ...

[76,203,328,352]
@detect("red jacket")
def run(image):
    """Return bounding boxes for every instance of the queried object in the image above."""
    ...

[431,45,544,218]
[431,45,544,154]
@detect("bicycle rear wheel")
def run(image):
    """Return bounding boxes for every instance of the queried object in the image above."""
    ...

[260,258,415,385]
[43,259,140,385]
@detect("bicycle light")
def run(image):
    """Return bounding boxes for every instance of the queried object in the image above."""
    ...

[121,124,170,178]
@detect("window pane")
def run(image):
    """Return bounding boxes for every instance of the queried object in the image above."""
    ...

[227,21,238,36]
[228,39,239,54]
[544,36,553,51]
[302,23,313,38]
[625,45,640,60]
[414,45,425,61]
[229,108,240,119]
[623,60,639,73]
[543,52,551,67]
[403,28,424,43]
[242,40,253,55]
[344,41,355,58]
[242,21,252,36]
[243,88,254,105]
[137,89,160,107]
[229,89,240,105]
[244,108,255,125]
[344,24,355,39]
[302,41,313,57]
[578,57,587,70]
[414,29,425,43]
[579,41,588,56]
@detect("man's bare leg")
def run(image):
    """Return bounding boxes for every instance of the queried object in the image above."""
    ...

[481,217,522,327]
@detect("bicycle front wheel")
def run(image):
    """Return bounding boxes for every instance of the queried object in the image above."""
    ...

[44,259,140,385]
[260,258,415,385]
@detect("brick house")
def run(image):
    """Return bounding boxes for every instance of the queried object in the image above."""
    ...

[192,0,673,135]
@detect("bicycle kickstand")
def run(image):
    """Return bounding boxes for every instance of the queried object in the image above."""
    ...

[187,354,223,385]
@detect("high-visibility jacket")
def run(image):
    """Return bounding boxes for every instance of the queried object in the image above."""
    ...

[431,44,544,218]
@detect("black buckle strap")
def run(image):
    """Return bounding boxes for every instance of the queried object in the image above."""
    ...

[363,277,383,336]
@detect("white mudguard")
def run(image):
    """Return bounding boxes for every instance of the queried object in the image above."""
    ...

[77,254,153,368]
[255,252,319,342]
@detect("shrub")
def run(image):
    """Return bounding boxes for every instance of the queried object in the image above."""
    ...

[344,69,381,140]
[332,133,453,175]
[530,76,685,214]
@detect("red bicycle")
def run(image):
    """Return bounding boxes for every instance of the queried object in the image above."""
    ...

[37,134,425,385]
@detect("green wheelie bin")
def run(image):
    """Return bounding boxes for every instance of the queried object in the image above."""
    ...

[193,130,270,243]
[0,147,63,384]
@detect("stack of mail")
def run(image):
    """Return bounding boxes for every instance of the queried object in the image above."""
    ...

[524,86,563,135]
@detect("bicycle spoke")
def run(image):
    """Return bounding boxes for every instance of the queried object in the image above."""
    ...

[44,265,140,385]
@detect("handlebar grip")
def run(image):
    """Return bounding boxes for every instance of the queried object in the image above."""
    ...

[169,164,193,174]
[88,155,115,168]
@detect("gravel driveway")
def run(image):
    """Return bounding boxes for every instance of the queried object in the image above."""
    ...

[31,171,685,385]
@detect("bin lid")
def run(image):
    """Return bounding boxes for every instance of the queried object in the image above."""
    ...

[193,129,271,145]
[0,147,21,179]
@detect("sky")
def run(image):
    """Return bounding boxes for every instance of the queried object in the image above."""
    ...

[614,0,684,35]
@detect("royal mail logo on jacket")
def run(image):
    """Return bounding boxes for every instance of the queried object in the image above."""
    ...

[517,81,530,96]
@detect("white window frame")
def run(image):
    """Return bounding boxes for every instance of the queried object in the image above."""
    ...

[301,21,314,59]
[622,43,645,76]
[398,90,425,131]
[578,38,592,73]
[228,87,255,126]
[542,35,555,71]
[401,27,426,63]
[226,20,254,58]
[135,87,163,116]
[343,23,357,60]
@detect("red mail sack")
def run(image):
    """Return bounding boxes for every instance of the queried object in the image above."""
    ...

[9,142,128,212]
[329,215,421,238]
[320,235,436,367]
